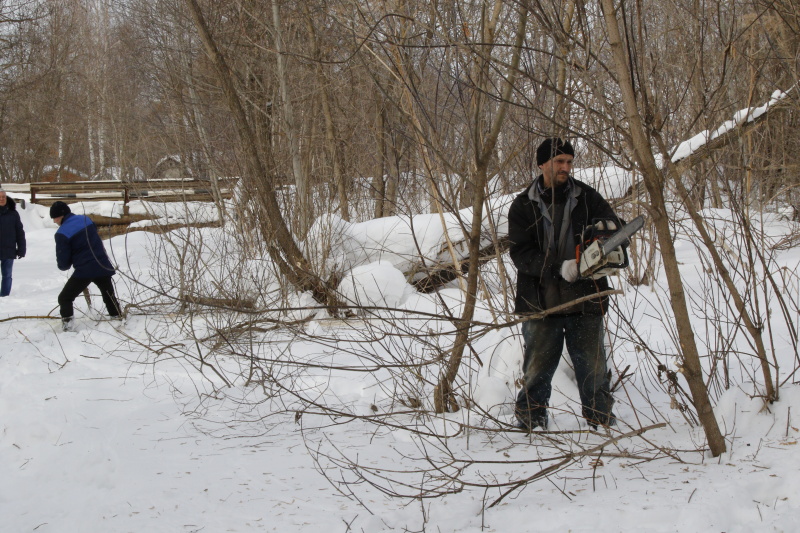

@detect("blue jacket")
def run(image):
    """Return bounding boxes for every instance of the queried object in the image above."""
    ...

[0,196,26,260]
[55,213,115,278]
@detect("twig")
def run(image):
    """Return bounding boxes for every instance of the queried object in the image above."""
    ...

[787,406,792,438]
[0,315,58,322]
[488,422,666,508]
[592,448,604,492]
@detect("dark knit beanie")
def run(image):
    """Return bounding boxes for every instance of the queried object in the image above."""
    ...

[50,201,71,219]
[536,138,575,166]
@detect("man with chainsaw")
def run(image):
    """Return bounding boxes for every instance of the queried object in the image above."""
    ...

[508,138,623,431]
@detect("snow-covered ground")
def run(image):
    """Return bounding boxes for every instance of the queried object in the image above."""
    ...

[2,195,800,532]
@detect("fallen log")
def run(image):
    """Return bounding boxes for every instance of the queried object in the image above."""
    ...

[411,237,509,293]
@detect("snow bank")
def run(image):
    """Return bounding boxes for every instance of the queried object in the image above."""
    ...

[337,260,414,308]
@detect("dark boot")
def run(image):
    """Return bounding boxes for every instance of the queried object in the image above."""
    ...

[515,408,548,432]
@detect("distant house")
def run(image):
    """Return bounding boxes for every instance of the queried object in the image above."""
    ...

[153,155,194,181]
[38,166,89,183]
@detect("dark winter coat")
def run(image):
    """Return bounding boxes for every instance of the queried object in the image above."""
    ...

[507,176,620,315]
[0,196,26,260]
[55,212,115,278]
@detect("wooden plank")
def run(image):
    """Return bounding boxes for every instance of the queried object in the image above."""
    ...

[30,178,238,194]
[123,179,237,192]
[132,192,217,203]
[0,183,30,193]
[29,178,237,206]
[32,196,124,206]
[31,181,126,193]
[32,191,233,206]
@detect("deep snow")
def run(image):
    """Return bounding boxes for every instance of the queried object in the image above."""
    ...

[2,194,800,533]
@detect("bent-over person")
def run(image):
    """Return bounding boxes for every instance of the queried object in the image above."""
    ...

[50,201,121,330]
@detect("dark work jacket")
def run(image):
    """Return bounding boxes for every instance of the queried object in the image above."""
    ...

[55,213,115,278]
[508,176,620,315]
[0,196,26,260]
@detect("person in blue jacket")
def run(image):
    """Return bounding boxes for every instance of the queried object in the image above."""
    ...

[0,189,26,296]
[50,201,121,329]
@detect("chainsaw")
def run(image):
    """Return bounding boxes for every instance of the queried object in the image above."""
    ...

[576,215,645,279]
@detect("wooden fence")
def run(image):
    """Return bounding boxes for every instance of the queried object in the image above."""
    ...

[28,178,238,214]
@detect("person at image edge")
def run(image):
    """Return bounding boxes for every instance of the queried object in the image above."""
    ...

[0,189,26,297]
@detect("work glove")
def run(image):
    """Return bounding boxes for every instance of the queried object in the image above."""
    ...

[594,220,617,231]
[560,259,579,282]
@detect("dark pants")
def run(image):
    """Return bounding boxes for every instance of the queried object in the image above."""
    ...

[0,258,13,296]
[58,275,121,319]
[515,315,614,427]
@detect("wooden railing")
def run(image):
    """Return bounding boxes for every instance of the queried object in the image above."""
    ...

[29,178,238,213]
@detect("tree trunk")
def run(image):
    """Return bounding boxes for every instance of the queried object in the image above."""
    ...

[599,0,726,456]
[553,0,576,126]
[303,10,349,222]
[372,101,387,219]
[433,5,527,413]
[186,66,228,224]
[272,0,311,236]
[184,0,342,311]
[660,134,776,402]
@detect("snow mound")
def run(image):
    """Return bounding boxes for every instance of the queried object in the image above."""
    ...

[337,261,413,309]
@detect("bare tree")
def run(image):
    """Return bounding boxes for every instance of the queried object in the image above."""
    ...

[183,0,344,309]
[595,0,726,455]
[432,4,528,412]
